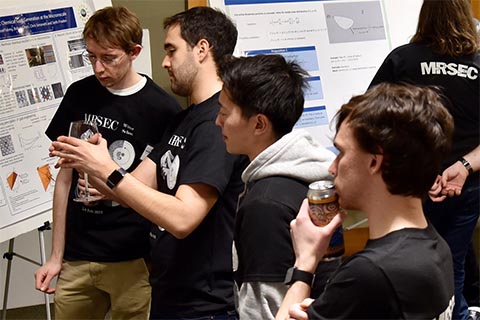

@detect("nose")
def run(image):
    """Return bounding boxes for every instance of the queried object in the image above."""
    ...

[328,157,338,177]
[92,59,105,73]
[214,114,222,128]
[162,55,170,69]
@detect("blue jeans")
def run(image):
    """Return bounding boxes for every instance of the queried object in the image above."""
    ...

[424,176,480,320]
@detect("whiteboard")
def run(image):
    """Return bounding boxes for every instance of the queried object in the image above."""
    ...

[209,0,422,147]
[0,0,153,243]
[0,0,111,244]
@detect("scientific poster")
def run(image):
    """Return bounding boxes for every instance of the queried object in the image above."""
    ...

[212,0,393,146]
[0,0,95,230]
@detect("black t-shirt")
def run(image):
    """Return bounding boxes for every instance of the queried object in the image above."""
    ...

[46,75,181,261]
[307,225,454,319]
[235,177,307,285]
[235,176,339,298]
[147,92,248,318]
[369,43,480,168]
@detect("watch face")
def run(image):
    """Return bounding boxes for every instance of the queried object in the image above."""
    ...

[284,267,294,284]
[107,168,126,188]
[284,267,315,286]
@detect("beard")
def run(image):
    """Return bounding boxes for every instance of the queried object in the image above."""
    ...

[169,56,198,98]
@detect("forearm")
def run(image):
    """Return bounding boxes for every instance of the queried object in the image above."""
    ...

[85,159,214,238]
[86,174,128,207]
[276,282,311,320]
[51,137,216,239]
[463,145,480,173]
[112,174,214,238]
[82,155,154,208]
[51,216,65,262]
[50,168,70,262]
[276,259,316,319]
[276,200,341,320]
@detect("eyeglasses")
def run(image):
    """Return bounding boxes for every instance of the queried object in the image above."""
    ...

[82,51,126,67]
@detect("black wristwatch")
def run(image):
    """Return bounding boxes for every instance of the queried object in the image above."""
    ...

[460,157,474,175]
[284,267,315,286]
[106,167,127,189]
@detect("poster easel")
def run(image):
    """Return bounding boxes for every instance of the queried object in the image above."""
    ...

[2,221,52,320]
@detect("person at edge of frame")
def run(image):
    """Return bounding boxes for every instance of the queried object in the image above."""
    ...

[369,1,480,319]
[34,6,181,320]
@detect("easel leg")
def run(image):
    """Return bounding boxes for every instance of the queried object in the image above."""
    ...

[2,239,14,320]
[1,222,52,320]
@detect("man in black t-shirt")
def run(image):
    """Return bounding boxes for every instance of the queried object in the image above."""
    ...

[47,7,247,319]
[34,6,181,320]
[277,83,455,319]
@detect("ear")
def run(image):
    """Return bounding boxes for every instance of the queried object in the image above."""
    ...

[253,114,271,136]
[369,153,383,175]
[196,39,210,63]
[129,44,142,60]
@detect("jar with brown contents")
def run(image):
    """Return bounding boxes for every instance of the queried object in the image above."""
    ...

[307,181,345,260]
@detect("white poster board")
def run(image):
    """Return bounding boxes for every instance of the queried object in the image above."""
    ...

[210,0,422,147]
[0,0,108,243]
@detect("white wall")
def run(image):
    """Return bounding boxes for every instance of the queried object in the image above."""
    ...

[383,0,422,49]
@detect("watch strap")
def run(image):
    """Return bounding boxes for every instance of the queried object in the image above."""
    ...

[284,267,315,286]
[460,157,474,175]
[106,168,127,189]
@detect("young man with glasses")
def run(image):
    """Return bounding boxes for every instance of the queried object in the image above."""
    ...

[34,6,181,319]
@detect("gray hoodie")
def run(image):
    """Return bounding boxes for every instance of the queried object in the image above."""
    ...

[236,129,336,320]
[242,128,335,185]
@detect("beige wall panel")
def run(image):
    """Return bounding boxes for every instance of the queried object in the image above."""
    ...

[112,0,188,106]
[472,0,480,19]
[188,0,207,8]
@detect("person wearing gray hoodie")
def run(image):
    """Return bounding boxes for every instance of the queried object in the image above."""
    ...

[215,54,336,319]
